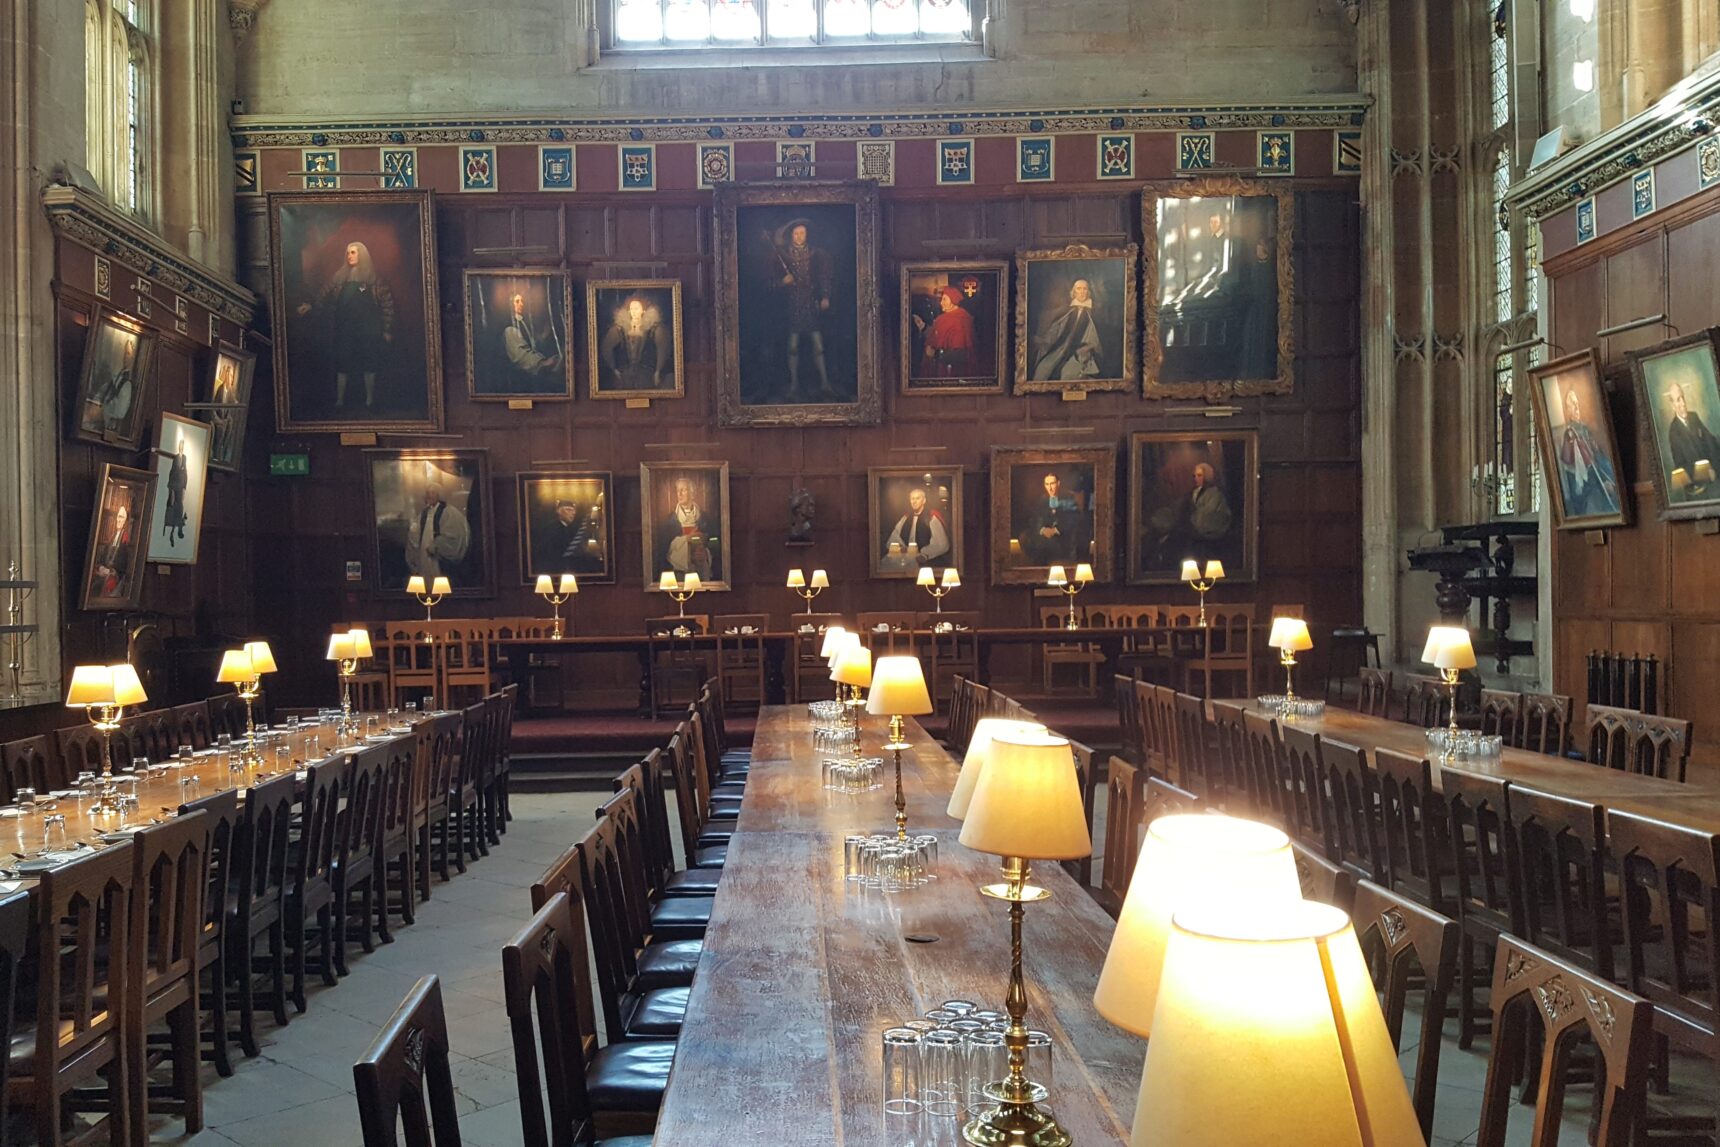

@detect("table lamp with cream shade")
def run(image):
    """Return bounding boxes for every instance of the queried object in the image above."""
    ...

[1045,563,1092,631]
[407,575,450,637]
[864,655,934,840]
[1094,814,1301,1039]
[659,570,701,618]
[830,642,873,758]
[946,717,1049,820]
[535,574,578,640]
[1266,616,1314,718]
[66,662,147,811]
[216,639,277,758]
[918,566,961,612]
[787,568,828,614]
[326,626,374,731]
[957,729,1091,1147]
[1421,625,1476,754]
[819,625,851,664]
[1180,559,1224,627]
[1129,900,1423,1147]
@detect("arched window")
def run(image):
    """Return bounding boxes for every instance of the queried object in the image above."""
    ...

[85,0,154,219]
[610,0,975,49]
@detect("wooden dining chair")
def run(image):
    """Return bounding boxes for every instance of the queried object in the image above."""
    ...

[1356,667,1393,718]
[1065,741,1098,888]
[0,888,27,1132]
[711,613,769,711]
[1096,755,1142,918]
[1477,689,1522,744]
[923,612,981,706]
[1351,879,1459,1142]
[615,757,719,900]
[646,616,709,718]
[1607,809,1719,1129]
[1113,674,1143,767]
[1475,935,1652,1147]
[1583,703,1637,769]
[417,713,462,893]
[1504,786,1613,980]
[1372,747,1449,913]
[1402,673,1448,728]
[1142,775,1200,824]
[1207,700,1251,816]
[206,693,248,742]
[353,974,463,1147]
[288,755,350,1012]
[1196,603,1254,699]
[376,732,419,941]
[1444,768,1521,1048]
[170,701,213,751]
[53,723,109,786]
[502,891,672,1146]
[1275,725,1327,849]
[1290,839,1356,913]
[491,683,519,833]
[857,611,920,656]
[663,732,726,871]
[128,810,208,1138]
[1171,692,1218,804]
[1239,710,1286,827]
[334,743,389,974]
[387,623,443,710]
[1519,691,1572,756]
[1627,712,1694,783]
[178,788,240,1078]
[231,770,294,1057]
[11,846,136,1147]
[0,733,54,799]
[441,623,499,708]
[1315,736,1386,885]
[1037,604,1105,695]
[595,788,704,993]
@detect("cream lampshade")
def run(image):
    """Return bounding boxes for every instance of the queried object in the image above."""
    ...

[1180,559,1200,582]
[559,574,577,595]
[947,717,1049,819]
[1131,900,1423,1147]
[819,626,850,661]
[110,663,147,706]
[660,571,678,591]
[326,632,358,661]
[1203,560,1224,581]
[864,656,933,718]
[406,575,427,596]
[683,573,701,592]
[830,644,873,689]
[536,574,555,594]
[958,730,1091,861]
[1046,564,1068,587]
[1094,814,1301,1038]
[431,576,451,596]
[810,569,829,589]
[216,649,255,684]
[1421,625,1476,670]
[786,568,806,588]
[917,567,936,587]
[347,627,374,660]
[243,640,278,675]
[941,568,960,588]
[1267,617,1313,653]
[67,663,147,708]
[1074,563,1094,584]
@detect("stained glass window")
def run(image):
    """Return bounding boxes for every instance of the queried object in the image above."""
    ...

[613,0,974,47]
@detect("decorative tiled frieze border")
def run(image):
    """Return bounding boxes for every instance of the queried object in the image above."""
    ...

[229,98,1370,149]
[42,185,258,326]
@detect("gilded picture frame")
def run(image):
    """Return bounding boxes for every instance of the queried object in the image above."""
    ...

[364,448,497,597]
[517,470,616,586]
[989,445,1117,586]
[80,463,156,611]
[1629,329,1720,523]
[1142,178,1295,400]
[713,181,881,427]
[191,343,257,474]
[1527,349,1631,530]
[268,189,444,434]
[72,307,156,451]
[586,279,686,401]
[1014,243,1138,396]
[463,268,576,402]
[145,413,212,566]
[640,461,733,591]
[899,261,1008,396]
[1126,430,1260,584]
[867,466,965,580]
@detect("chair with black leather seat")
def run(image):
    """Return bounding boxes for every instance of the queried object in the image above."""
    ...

[231,770,294,1057]
[491,683,518,833]
[287,755,350,1012]
[675,724,735,854]
[1444,768,1520,1049]
[1095,756,1141,919]
[697,682,749,780]
[0,733,54,800]
[1275,725,1327,849]
[127,810,208,1138]
[504,890,670,1147]
[376,732,419,941]
[594,788,703,992]
[663,732,727,872]
[1239,710,1286,826]
[1208,701,1251,816]
[419,712,462,891]
[1314,736,1385,885]
[1372,747,1450,913]
[11,846,135,1147]
[354,974,463,1147]
[334,743,388,975]
[615,759,718,900]
[1504,786,1614,981]
[577,813,692,1041]
[179,788,239,1078]
[1351,879,1459,1142]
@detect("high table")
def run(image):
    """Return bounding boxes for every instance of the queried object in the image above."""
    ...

[1250,705,1720,833]
[650,706,1143,1145]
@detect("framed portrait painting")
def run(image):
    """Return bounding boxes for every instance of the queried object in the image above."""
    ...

[1630,329,1720,521]
[145,413,212,566]
[867,467,964,579]
[80,463,155,611]
[1526,350,1630,530]
[1014,244,1138,396]
[464,268,575,402]
[1127,430,1260,584]
[900,262,1007,395]
[587,279,685,401]
[72,308,156,450]
[189,344,256,473]
[365,449,496,597]
[714,182,881,427]
[640,461,732,591]
[268,190,443,433]
[518,471,615,585]
[989,445,1117,585]
[1143,179,1295,399]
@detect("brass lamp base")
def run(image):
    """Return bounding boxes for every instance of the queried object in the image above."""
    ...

[961,1087,1071,1147]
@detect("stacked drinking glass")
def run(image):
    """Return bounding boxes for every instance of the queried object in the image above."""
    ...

[881,1001,1052,1144]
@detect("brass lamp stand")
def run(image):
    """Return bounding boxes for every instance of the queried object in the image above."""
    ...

[83,701,128,815]
[1265,617,1313,722]
[66,664,146,817]
[536,574,577,639]
[787,568,827,614]
[660,572,700,618]
[1046,564,1091,631]
[1180,559,1224,627]
[918,567,961,613]
[1422,625,1477,763]
[408,575,450,638]
[865,655,934,842]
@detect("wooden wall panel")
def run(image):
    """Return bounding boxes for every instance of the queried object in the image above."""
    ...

[241,189,1364,707]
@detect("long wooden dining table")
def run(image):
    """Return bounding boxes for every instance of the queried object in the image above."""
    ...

[1249,704,1720,834]
[650,706,1144,1145]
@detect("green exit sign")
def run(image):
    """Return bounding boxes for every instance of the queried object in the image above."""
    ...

[269,453,311,477]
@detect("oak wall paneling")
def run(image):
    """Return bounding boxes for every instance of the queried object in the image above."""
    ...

[239,187,1365,710]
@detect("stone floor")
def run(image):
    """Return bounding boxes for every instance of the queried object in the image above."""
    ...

[133,788,1709,1146]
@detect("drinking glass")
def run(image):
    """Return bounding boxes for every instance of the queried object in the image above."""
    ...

[881,1026,922,1133]
[179,774,201,803]
[843,835,866,880]
[923,1008,961,1026]
[130,756,149,776]
[1024,1030,1053,1094]
[13,788,33,810]
[365,715,380,738]
[216,733,233,750]
[945,1018,984,1038]
[276,744,293,775]
[903,1018,939,1037]
[963,1030,1008,1121]
[405,701,418,714]
[939,1000,977,1017]
[40,811,68,854]
[918,1029,965,1120]
[284,715,300,732]
[971,1010,1006,1027]
[386,707,400,726]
